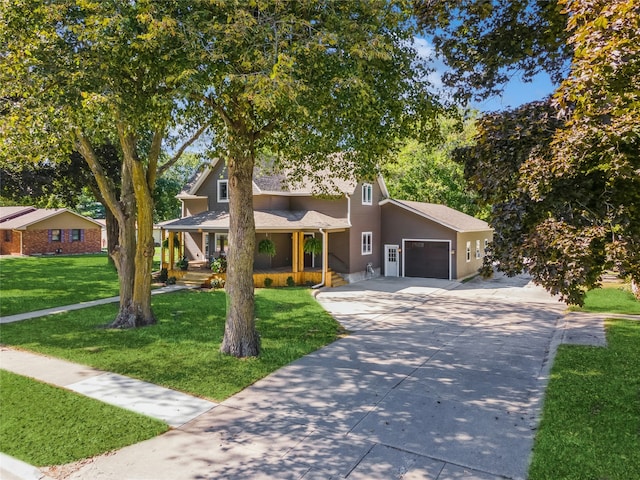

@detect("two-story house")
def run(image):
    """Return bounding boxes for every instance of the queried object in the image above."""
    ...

[161,159,492,286]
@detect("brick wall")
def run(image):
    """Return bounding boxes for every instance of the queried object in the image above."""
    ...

[21,228,102,255]
[0,229,22,255]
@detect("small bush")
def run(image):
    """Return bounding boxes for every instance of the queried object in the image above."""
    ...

[167,276,177,285]
[210,278,225,289]
[264,277,273,288]
[158,268,168,283]
[286,276,295,287]
[211,256,227,273]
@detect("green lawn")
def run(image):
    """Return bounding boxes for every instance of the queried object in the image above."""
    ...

[0,288,342,401]
[574,285,640,315]
[529,319,640,479]
[0,254,120,316]
[0,369,168,467]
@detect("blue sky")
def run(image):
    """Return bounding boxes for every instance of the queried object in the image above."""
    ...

[413,37,558,113]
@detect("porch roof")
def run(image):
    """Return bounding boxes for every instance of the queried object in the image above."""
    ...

[162,209,350,232]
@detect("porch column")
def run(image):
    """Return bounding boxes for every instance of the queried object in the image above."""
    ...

[292,232,299,273]
[322,231,330,287]
[161,229,167,268]
[169,232,175,268]
[297,232,305,272]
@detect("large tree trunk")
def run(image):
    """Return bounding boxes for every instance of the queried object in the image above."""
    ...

[105,207,119,269]
[220,151,260,357]
[109,129,158,328]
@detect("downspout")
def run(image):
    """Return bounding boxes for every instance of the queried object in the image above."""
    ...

[346,193,352,226]
[312,228,327,289]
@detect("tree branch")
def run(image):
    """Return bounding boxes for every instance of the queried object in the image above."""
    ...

[157,123,208,178]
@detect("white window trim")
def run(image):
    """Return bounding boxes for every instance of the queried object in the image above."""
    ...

[362,183,372,205]
[362,231,373,255]
[466,241,471,262]
[217,179,229,203]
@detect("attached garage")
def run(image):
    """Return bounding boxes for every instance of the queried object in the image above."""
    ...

[404,239,451,280]
[380,199,493,281]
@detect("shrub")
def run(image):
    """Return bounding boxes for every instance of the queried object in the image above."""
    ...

[264,277,273,288]
[210,278,225,289]
[211,256,227,273]
[158,268,168,283]
[167,276,177,285]
[176,256,188,271]
[286,276,296,287]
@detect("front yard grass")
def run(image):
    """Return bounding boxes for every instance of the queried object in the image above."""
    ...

[572,284,640,315]
[0,254,120,317]
[0,369,168,467]
[0,288,342,401]
[529,319,640,479]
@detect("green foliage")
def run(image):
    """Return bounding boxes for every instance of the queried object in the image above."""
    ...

[0,370,167,467]
[286,276,296,287]
[210,278,225,289]
[529,320,640,479]
[176,256,188,270]
[303,237,323,255]
[454,0,640,305]
[158,268,169,283]
[0,289,341,401]
[0,255,119,317]
[384,114,487,218]
[166,276,177,285]
[571,286,640,315]
[258,239,277,257]
[264,277,274,288]
[415,0,570,103]
[210,257,227,274]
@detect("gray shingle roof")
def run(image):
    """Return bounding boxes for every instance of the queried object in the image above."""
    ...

[162,209,350,232]
[382,199,492,233]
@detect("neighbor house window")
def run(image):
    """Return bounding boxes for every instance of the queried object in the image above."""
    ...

[361,183,372,205]
[475,239,481,259]
[71,229,83,242]
[362,232,372,255]
[466,241,471,262]
[50,229,61,242]
[217,179,229,203]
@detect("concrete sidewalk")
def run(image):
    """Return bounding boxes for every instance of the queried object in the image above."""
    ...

[1,274,623,480]
[0,285,190,324]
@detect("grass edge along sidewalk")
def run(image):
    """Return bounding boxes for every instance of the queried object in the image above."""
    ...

[0,369,169,467]
[528,317,640,479]
[0,287,342,468]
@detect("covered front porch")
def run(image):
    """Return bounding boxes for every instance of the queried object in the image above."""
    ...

[160,209,351,288]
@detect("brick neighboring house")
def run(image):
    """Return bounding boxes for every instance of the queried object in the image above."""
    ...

[162,159,493,285]
[0,206,102,256]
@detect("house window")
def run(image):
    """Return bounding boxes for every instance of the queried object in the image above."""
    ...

[361,183,372,205]
[362,232,372,255]
[466,241,471,262]
[50,229,61,242]
[476,239,481,259]
[71,229,82,242]
[217,179,229,203]
[3,230,11,242]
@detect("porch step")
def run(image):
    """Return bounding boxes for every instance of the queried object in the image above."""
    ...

[177,271,213,288]
[330,271,348,287]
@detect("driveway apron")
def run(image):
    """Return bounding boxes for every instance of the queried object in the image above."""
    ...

[62,274,565,480]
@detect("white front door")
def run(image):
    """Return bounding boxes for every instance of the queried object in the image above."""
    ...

[384,244,399,277]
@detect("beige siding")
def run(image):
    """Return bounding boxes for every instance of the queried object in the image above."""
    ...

[183,198,208,216]
[455,231,493,279]
[24,212,99,230]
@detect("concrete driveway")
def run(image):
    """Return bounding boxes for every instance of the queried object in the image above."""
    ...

[59,273,565,480]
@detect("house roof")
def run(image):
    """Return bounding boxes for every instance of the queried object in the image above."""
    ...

[0,206,36,222]
[0,207,103,230]
[162,209,350,232]
[178,157,389,199]
[380,199,492,233]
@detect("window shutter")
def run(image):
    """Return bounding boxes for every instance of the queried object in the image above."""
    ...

[48,230,52,242]
[61,230,65,242]
[80,229,85,242]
